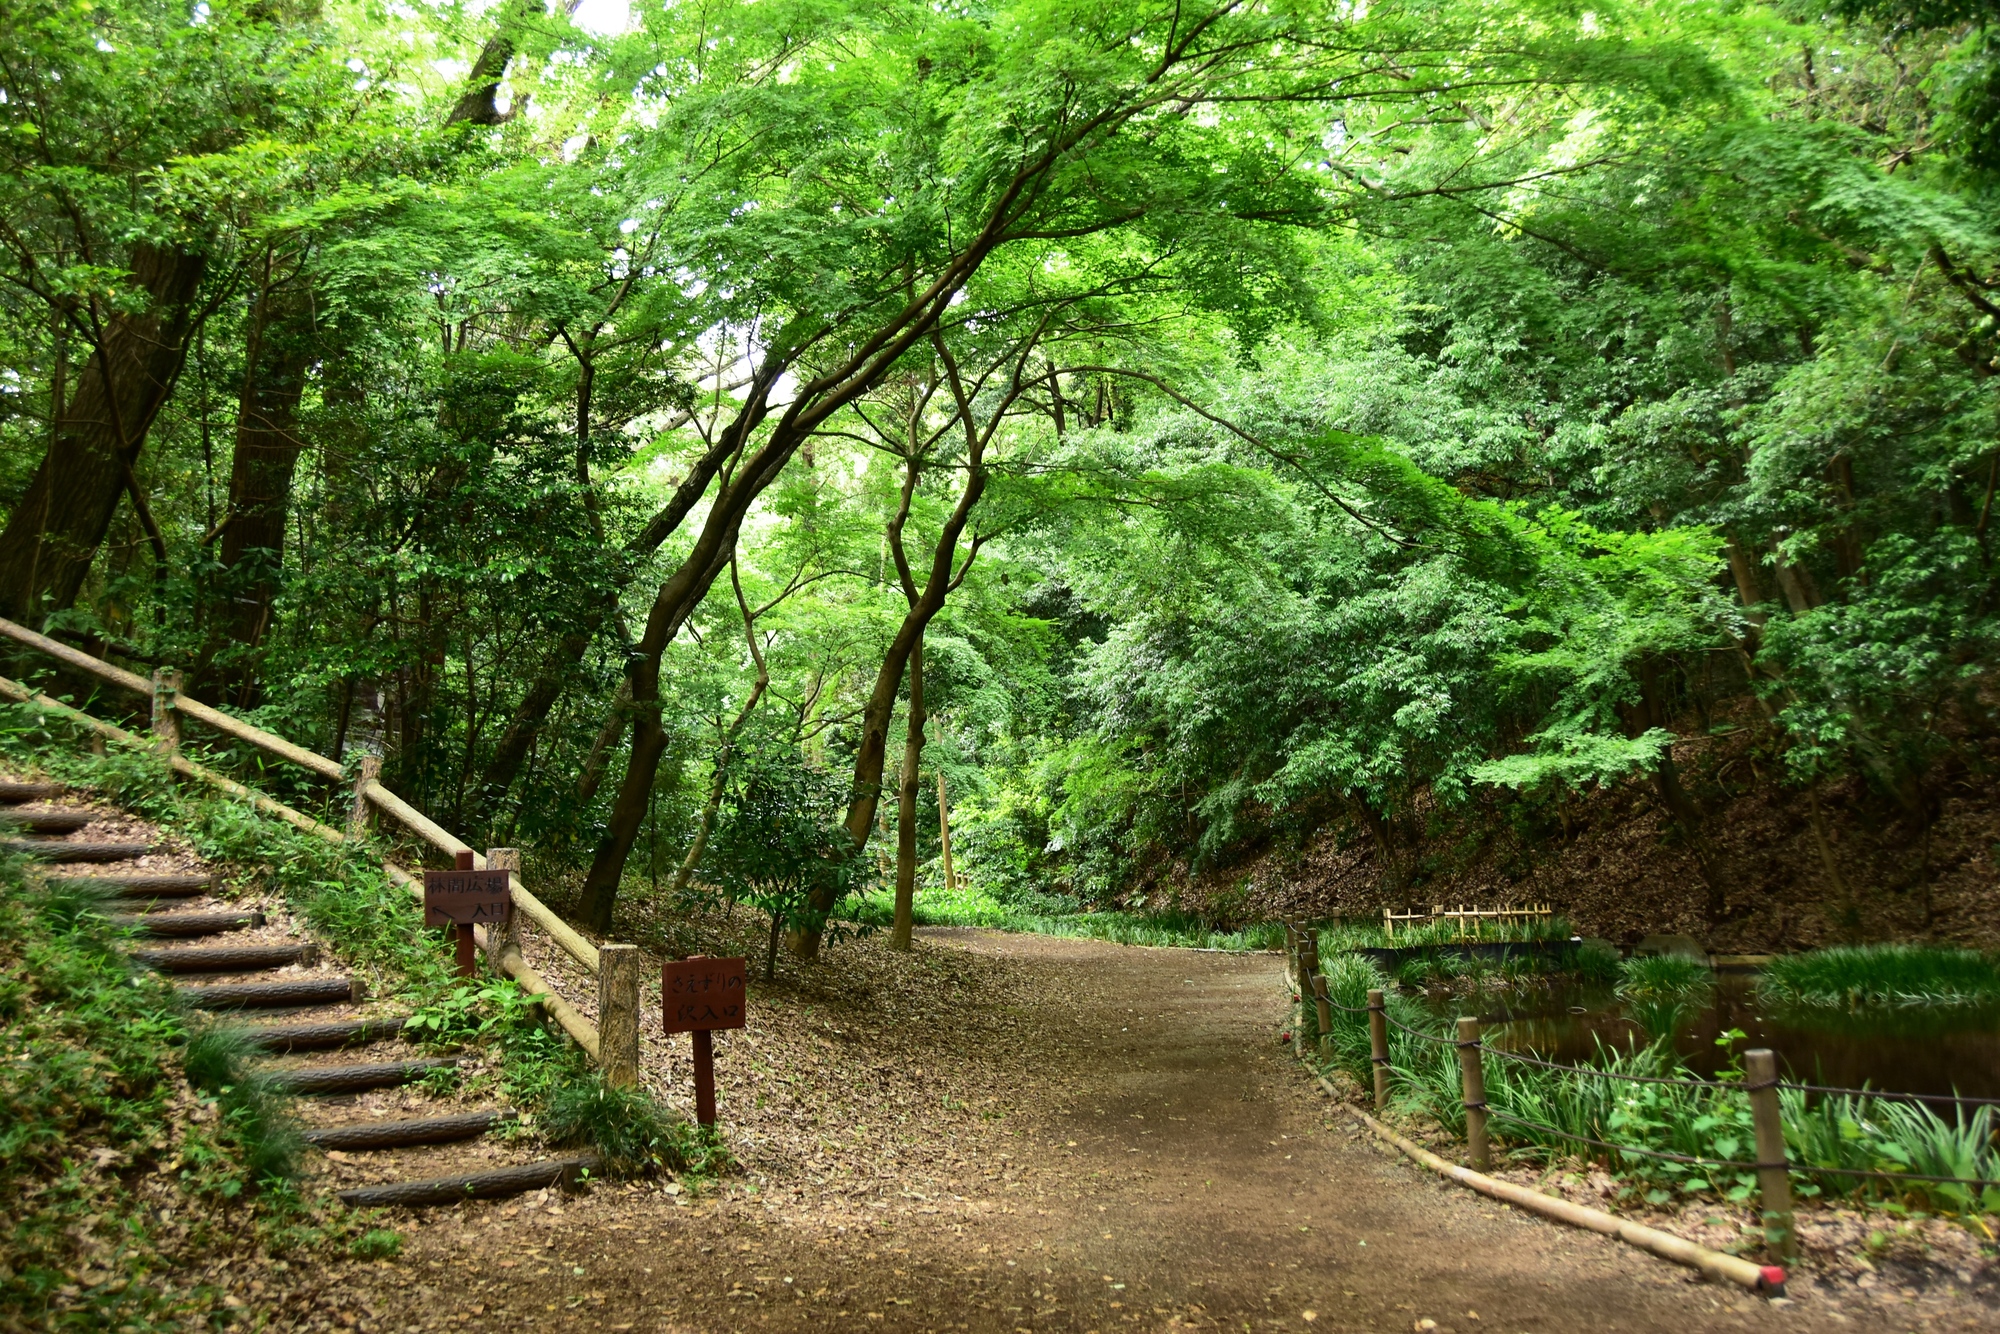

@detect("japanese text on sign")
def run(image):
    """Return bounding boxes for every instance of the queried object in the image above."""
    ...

[662,956,747,1033]
[423,869,511,928]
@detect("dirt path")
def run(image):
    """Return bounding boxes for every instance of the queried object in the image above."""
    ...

[340,930,1951,1334]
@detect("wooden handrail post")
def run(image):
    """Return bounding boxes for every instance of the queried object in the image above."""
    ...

[1457,1016,1489,1171]
[1366,989,1390,1110]
[1745,1049,1795,1262]
[1311,974,1332,1062]
[484,847,521,971]
[598,943,641,1088]
[150,668,181,755]
[347,755,381,837]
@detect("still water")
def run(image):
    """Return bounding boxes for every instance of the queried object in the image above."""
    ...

[1415,976,2000,1101]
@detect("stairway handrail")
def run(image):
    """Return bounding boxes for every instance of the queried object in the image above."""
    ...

[0,616,599,974]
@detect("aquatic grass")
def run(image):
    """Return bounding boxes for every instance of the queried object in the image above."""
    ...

[1616,953,1713,1002]
[1318,914,1575,951]
[1760,945,2000,1010]
[1309,956,2000,1215]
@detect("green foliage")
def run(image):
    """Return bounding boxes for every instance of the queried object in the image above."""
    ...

[702,745,875,975]
[348,1229,404,1261]
[1760,945,2000,1009]
[537,1076,724,1179]
[1315,961,2000,1213]
[1616,954,1716,1003]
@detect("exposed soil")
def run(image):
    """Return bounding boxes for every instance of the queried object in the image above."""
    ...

[287,928,1993,1334]
[1161,696,2000,955]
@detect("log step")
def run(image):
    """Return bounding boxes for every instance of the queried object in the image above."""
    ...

[265,1058,457,1095]
[336,1156,600,1208]
[304,1108,515,1151]
[49,873,213,898]
[8,839,153,862]
[134,942,315,973]
[176,976,360,1010]
[0,810,94,833]
[237,1017,408,1052]
[0,781,65,803]
[110,909,265,937]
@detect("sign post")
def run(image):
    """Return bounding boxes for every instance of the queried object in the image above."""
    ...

[662,955,746,1126]
[424,850,511,979]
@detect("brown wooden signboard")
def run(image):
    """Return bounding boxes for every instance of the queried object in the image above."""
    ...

[663,955,747,1127]
[662,956,747,1033]
[423,869,512,928]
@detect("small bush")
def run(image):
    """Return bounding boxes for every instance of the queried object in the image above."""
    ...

[349,1229,404,1260]
[1761,945,2000,1009]
[537,1075,714,1177]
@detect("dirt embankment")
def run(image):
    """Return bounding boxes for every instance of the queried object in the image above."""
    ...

[1156,701,2000,953]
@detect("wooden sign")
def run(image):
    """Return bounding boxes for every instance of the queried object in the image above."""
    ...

[423,869,511,928]
[664,955,746,1127]
[662,956,747,1033]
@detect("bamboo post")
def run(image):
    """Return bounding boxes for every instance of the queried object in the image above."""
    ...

[484,846,520,971]
[1382,906,1393,941]
[1745,1049,1795,1262]
[597,943,642,1088]
[149,668,181,755]
[348,754,381,837]
[1457,1016,1489,1171]
[1297,930,1319,1056]
[1312,974,1332,1062]
[1367,989,1390,1110]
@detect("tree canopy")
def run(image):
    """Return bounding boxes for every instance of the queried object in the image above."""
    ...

[3,0,1997,946]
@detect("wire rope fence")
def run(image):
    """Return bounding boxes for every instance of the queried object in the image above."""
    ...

[1280,923,2000,1265]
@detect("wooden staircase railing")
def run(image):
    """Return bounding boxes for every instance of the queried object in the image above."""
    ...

[0,615,637,1082]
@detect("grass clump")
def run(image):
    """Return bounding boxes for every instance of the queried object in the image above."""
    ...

[1760,945,2000,1010]
[1616,953,1714,1002]
[180,1024,304,1185]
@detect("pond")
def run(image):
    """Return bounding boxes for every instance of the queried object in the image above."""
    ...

[1412,976,2000,1102]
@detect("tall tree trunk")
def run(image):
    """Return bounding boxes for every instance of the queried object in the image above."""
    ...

[210,272,312,701]
[0,244,206,623]
[891,637,925,951]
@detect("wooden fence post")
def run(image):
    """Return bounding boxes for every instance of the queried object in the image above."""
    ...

[1457,1016,1489,1171]
[1367,989,1390,1110]
[598,943,641,1088]
[149,668,181,755]
[484,847,520,971]
[1312,974,1332,1062]
[348,754,381,837]
[1298,930,1320,1054]
[1745,1049,1795,1262]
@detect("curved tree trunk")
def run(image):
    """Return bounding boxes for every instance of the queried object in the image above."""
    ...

[0,244,206,623]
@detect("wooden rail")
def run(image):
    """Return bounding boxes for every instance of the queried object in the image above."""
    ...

[0,616,637,1080]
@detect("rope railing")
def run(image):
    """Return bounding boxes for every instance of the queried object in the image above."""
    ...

[1280,924,2000,1271]
[0,617,639,1083]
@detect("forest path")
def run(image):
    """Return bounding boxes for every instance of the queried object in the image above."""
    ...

[356,930,1922,1334]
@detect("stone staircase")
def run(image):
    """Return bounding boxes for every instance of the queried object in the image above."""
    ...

[3,777,596,1207]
